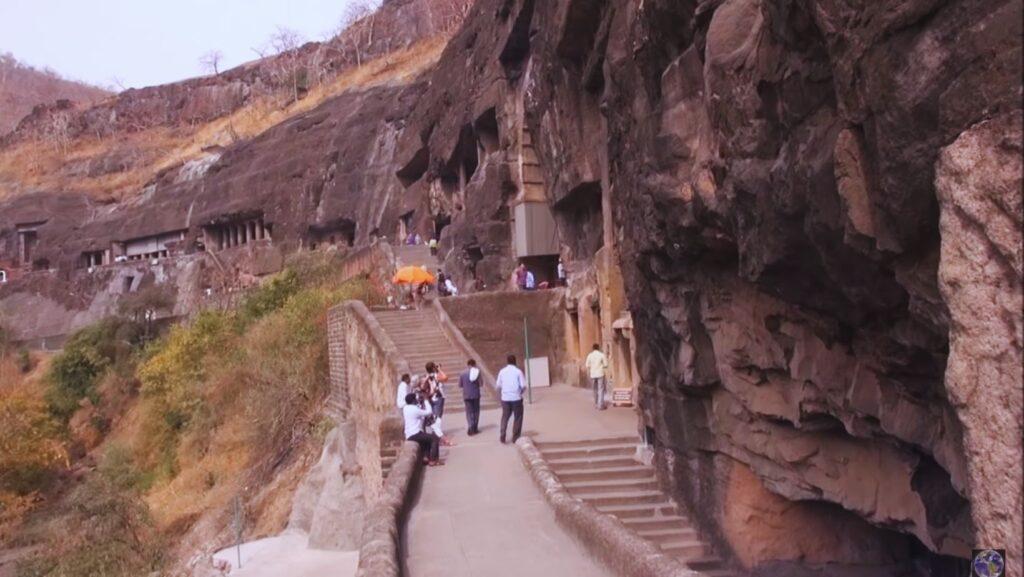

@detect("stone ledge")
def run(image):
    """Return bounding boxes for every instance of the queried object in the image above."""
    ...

[355,440,421,577]
[515,437,702,577]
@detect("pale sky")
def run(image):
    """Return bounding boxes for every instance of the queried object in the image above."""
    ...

[0,0,368,90]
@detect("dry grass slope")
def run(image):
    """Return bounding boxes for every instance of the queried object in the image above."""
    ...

[0,36,448,203]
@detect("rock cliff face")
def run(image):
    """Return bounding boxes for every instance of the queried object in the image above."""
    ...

[387,0,1020,572]
[0,0,1019,574]
[3,0,469,144]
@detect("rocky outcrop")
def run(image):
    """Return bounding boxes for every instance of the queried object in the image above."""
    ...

[385,0,1020,572]
[3,0,471,143]
[288,421,366,550]
[1,0,1019,573]
[935,110,1022,569]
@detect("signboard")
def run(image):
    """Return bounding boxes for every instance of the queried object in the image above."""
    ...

[612,387,634,407]
[526,356,551,388]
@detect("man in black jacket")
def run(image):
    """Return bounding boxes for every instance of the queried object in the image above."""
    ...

[459,359,483,435]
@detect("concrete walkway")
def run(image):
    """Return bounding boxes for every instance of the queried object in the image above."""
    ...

[404,384,635,577]
[212,534,358,576]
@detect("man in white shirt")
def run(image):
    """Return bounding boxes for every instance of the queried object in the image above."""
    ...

[585,344,609,410]
[525,270,536,290]
[402,393,441,465]
[396,373,412,411]
[495,355,526,443]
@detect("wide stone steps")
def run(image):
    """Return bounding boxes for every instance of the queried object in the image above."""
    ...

[394,245,438,269]
[536,437,739,576]
[371,308,500,415]
[380,442,401,479]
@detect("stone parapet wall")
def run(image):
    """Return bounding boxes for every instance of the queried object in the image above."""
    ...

[355,441,422,577]
[327,300,409,501]
[516,437,701,577]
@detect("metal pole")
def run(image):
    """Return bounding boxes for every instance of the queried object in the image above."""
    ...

[234,496,242,569]
[524,316,532,404]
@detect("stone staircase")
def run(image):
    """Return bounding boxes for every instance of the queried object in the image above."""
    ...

[535,436,738,577]
[394,244,438,270]
[380,440,401,479]
[372,307,500,414]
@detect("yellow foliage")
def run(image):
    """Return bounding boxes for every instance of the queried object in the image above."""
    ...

[0,385,66,496]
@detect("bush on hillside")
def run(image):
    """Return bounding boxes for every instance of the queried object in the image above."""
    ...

[45,319,140,422]
[237,269,301,325]
[136,273,379,482]
[0,387,65,495]
[118,284,176,340]
[136,311,233,477]
[16,348,33,373]
[16,446,160,577]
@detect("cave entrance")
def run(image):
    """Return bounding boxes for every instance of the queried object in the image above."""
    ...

[474,108,500,154]
[203,216,269,251]
[518,254,559,287]
[81,250,108,269]
[398,211,414,243]
[16,222,44,267]
[552,181,603,260]
[308,218,356,249]
[611,315,638,402]
[433,213,452,242]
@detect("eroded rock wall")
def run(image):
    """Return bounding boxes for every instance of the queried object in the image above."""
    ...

[396,0,1021,572]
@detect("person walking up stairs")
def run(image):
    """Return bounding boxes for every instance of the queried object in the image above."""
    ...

[371,307,500,417]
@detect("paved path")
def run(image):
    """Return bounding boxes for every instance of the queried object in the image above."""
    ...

[212,534,358,577]
[404,385,635,577]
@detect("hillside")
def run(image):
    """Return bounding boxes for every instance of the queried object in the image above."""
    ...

[0,54,110,135]
[0,0,1019,576]
[0,0,470,203]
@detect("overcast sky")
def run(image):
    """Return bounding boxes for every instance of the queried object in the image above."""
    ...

[0,0,366,89]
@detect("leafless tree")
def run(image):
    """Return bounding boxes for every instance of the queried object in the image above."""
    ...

[269,27,306,103]
[338,0,382,67]
[45,110,72,154]
[199,50,224,76]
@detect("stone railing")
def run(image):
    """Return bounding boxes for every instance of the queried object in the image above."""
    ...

[334,240,398,288]
[328,299,422,576]
[327,300,410,496]
[355,440,421,577]
[516,437,702,577]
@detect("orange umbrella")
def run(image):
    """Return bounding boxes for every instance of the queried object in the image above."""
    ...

[392,266,436,285]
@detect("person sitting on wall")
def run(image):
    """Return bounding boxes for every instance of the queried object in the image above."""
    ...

[525,269,536,291]
[403,393,442,466]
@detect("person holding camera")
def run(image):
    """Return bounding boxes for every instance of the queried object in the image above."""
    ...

[403,393,442,466]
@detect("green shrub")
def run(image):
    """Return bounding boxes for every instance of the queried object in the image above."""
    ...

[16,348,32,373]
[45,319,136,421]
[137,311,232,473]
[237,269,300,325]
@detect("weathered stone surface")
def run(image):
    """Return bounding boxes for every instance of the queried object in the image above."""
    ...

[935,110,1023,569]
[289,421,366,551]
[1,0,1020,573]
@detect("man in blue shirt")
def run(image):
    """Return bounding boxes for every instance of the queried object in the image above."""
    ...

[495,355,526,443]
